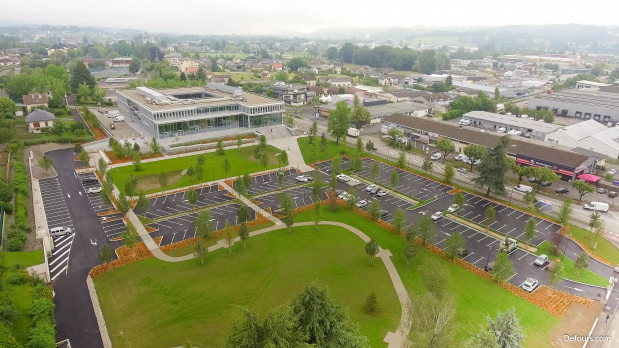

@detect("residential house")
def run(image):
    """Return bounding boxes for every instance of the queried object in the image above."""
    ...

[212,75,231,84]
[260,71,271,78]
[25,110,55,133]
[378,75,393,86]
[179,59,199,72]
[332,66,342,74]
[272,62,283,71]
[22,93,49,111]
[271,83,308,105]
[304,75,317,86]
[185,66,199,74]
[381,67,395,75]
[388,74,407,85]
[327,77,353,87]
[164,53,182,67]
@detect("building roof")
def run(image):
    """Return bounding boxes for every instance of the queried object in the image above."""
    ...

[328,77,352,82]
[532,90,619,110]
[185,66,198,73]
[22,93,48,105]
[382,114,589,168]
[576,80,611,87]
[555,120,609,141]
[303,75,317,81]
[463,111,562,133]
[598,86,619,94]
[308,86,324,94]
[25,109,55,122]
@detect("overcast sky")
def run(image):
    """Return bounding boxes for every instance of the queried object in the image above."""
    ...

[1,0,617,35]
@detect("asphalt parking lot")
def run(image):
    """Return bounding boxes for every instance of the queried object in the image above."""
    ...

[147,203,256,246]
[234,168,304,195]
[77,173,114,214]
[134,184,235,219]
[39,177,75,281]
[257,185,328,211]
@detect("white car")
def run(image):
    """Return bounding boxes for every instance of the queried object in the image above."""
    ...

[336,174,350,182]
[356,200,368,208]
[454,153,465,161]
[497,127,507,133]
[521,278,539,292]
[376,190,388,197]
[534,254,549,267]
[338,192,352,200]
[609,169,617,175]
[366,184,378,192]
[447,204,460,213]
[296,175,309,182]
[430,153,442,161]
[431,211,443,221]
[88,186,102,194]
[456,168,468,174]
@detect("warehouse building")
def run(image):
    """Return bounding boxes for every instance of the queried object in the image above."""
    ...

[545,120,619,159]
[462,111,561,140]
[116,83,285,140]
[529,90,619,125]
[381,114,597,181]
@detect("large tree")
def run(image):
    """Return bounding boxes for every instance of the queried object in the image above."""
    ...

[473,137,510,197]
[487,308,525,348]
[491,252,514,283]
[530,166,560,192]
[327,101,351,144]
[463,143,488,171]
[436,138,455,163]
[444,231,466,260]
[70,60,95,92]
[226,306,306,348]
[408,293,456,347]
[572,180,595,202]
[365,238,379,266]
[195,210,213,239]
[350,95,371,129]
[278,192,295,234]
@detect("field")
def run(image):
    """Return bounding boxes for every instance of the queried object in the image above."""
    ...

[568,226,619,265]
[109,145,285,194]
[294,208,560,346]
[297,136,366,164]
[94,225,400,347]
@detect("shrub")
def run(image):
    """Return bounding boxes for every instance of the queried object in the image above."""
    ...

[12,162,28,195]
[0,294,18,322]
[14,194,28,229]
[30,297,54,323]
[26,320,55,348]
[5,270,30,285]
[1,202,13,215]
[6,225,27,251]
[0,321,20,348]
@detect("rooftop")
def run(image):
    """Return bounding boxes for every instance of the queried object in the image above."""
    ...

[555,120,609,141]
[463,111,561,132]
[25,109,55,122]
[382,114,589,168]
[532,90,619,109]
[576,80,611,87]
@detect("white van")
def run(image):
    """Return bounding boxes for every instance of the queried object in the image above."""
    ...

[514,184,533,193]
[583,202,609,212]
[50,226,73,237]
[114,116,125,122]
[107,110,120,118]
[459,119,471,126]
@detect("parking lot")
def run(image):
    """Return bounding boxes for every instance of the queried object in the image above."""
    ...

[39,177,75,281]
[234,168,304,195]
[134,184,235,219]
[78,173,114,214]
[147,203,256,247]
[257,185,328,212]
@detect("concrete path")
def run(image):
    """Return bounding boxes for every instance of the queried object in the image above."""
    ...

[217,179,282,225]
[268,136,315,172]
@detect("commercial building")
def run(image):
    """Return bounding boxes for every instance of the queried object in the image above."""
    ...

[271,84,308,105]
[545,120,619,159]
[116,83,285,140]
[317,99,431,123]
[381,114,596,181]
[529,90,619,125]
[462,111,561,140]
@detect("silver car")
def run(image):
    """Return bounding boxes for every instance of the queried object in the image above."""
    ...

[521,278,538,292]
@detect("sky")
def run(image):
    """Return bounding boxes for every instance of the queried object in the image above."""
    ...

[1,0,617,36]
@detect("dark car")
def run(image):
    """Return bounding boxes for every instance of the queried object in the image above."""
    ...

[555,187,569,194]
[457,248,469,258]
[609,191,617,198]
[82,178,98,185]
[484,261,495,272]
[540,181,552,187]
[379,210,389,219]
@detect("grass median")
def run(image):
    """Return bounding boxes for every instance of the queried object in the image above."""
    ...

[109,145,285,195]
[94,225,400,347]
[568,226,619,265]
[535,241,609,287]
[295,207,559,346]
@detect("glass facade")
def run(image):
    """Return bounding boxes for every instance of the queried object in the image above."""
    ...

[250,113,283,128]
[157,114,250,138]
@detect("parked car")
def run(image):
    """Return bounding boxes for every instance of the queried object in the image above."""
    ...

[379,210,389,219]
[609,169,617,175]
[431,211,443,221]
[597,187,608,194]
[430,152,442,161]
[528,177,537,183]
[336,174,350,182]
[500,237,518,253]
[87,186,102,194]
[338,192,352,200]
[484,261,495,272]
[540,181,552,187]
[366,184,378,192]
[447,204,460,213]
[497,127,507,133]
[609,191,617,198]
[296,175,310,182]
[457,248,469,258]
[376,190,388,197]
[454,153,465,161]
[370,186,380,194]
[356,200,368,209]
[555,187,569,194]
[534,254,549,267]
[521,278,539,292]
[456,168,468,174]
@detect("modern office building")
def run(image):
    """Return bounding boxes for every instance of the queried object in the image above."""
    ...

[116,83,285,139]
[529,90,619,125]
[462,111,561,140]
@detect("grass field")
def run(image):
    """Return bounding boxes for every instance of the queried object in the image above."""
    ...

[109,145,285,194]
[295,208,560,346]
[94,225,400,347]
[297,136,367,164]
[535,242,609,287]
[568,227,619,265]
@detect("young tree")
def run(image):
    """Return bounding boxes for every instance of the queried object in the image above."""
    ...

[444,231,466,260]
[279,150,288,166]
[197,154,206,168]
[367,198,381,221]
[473,137,510,197]
[404,241,417,267]
[408,293,456,348]
[491,252,514,283]
[463,143,487,171]
[467,328,501,348]
[331,155,342,175]
[453,192,465,215]
[236,134,243,150]
[121,225,138,249]
[365,292,378,313]
[195,210,213,240]
[558,198,573,226]
[97,158,107,177]
[100,187,112,206]
[422,156,433,174]
[309,121,318,144]
[391,209,407,235]
[216,138,225,155]
[390,169,399,190]
[370,162,380,183]
[350,95,371,129]
[397,150,406,168]
[488,308,525,348]
[417,215,437,246]
[260,152,269,168]
[195,165,204,183]
[351,153,362,172]
[237,204,250,224]
[238,222,249,249]
[365,238,379,266]
[313,199,321,230]
[344,188,359,209]
[279,192,295,234]
[531,166,560,192]
[137,191,150,218]
[524,218,537,247]
[484,206,496,232]
[356,137,363,153]
[158,171,168,191]
[187,188,198,211]
[436,138,455,163]
[320,132,327,152]
[223,158,231,176]
[124,175,138,197]
[223,222,234,255]
[444,164,455,184]
[259,134,267,148]
[79,150,90,166]
[117,193,130,216]
[572,180,595,202]
[150,137,160,154]
[327,100,351,143]
[193,239,209,265]
[328,188,339,212]
[574,252,590,277]
[524,190,537,212]
[420,259,450,298]
[38,156,53,170]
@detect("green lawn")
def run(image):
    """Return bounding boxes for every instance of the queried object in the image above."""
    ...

[295,208,560,347]
[2,250,44,269]
[94,225,400,348]
[535,242,609,287]
[109,145,285,194]
[568,227,619,265]
[297,136,366,164]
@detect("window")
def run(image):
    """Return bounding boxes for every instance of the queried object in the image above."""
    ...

[603,115,611,122]
[593,114,601,120]
[575,111,582,118]
[584,113,591,119]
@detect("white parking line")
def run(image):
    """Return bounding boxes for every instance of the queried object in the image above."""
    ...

[50,265,68,281]
[49,248,71,266]
[507,272,518,282]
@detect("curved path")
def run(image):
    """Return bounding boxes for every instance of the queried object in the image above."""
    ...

[130,220,412,347]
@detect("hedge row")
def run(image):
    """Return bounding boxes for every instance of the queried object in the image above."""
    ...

[12,161,28,196]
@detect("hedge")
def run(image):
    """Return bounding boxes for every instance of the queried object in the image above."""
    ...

[12,162,28,196]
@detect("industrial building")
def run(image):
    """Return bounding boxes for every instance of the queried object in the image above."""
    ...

[116,83,285,140]
[317,99,431,123]
[462,111,561,140]
[529,90,619,125]
[544,120,619,159]
[381,114,597,181]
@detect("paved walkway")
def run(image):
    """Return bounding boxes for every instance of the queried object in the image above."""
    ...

[217,179,283,225]
[268,136,315,172]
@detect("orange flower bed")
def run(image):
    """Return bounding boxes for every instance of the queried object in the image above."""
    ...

[89,237,162,277]
[104,151,163,165]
